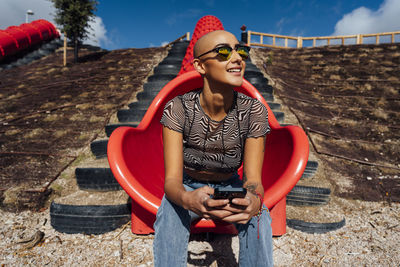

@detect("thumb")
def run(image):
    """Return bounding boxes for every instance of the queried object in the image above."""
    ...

[199,186,214,195]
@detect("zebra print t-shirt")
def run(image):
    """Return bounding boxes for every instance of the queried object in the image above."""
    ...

[160,90,270,173]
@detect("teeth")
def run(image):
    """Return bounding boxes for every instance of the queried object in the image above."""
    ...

[228,69,241,72]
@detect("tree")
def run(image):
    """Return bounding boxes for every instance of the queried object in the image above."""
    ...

[50,0,98,63]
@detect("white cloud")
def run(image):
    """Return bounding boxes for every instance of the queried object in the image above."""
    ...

[0,0,110,48]
[0,0,55,27]
[84,16,111,47]
[333,0,400,35]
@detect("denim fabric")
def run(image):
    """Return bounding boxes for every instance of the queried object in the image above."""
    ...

[153,172,274,267]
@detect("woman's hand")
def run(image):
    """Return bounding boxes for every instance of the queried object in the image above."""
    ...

[218,191,261,224]
[183,186,235,220]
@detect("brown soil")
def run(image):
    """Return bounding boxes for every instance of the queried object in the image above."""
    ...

[255,43,400,203]
[0,46,167,211]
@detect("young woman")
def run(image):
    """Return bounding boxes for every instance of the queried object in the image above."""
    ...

[153,30,273,267]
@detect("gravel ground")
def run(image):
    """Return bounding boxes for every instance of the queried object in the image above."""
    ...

[1,199,399,266]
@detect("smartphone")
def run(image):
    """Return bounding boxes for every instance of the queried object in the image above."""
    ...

[213,187,247,202]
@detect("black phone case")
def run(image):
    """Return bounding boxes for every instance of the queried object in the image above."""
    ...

[213,187,247,200]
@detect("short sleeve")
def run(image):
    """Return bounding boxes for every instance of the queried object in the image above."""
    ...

[160,96,185,133]
[247,99,270,138]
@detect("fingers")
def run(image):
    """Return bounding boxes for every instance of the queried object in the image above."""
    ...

[231,196,251,206]
[221,212,252,224]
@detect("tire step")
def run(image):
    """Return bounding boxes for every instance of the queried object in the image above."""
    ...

[90,140,108,159]
[147,74,176,82]
[267,102,281,110]
[50,202,130,235]
[286,218,346,234]
[117,109,147,123]
[105,123,139,137]
[75,167,121,191]
[301,160,319,179]
[128,100,152,110]
[287,185,330,206]
[272,111,285,123]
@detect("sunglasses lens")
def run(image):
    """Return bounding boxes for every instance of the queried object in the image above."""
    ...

[237,46,249,60]
[216,47,232,60]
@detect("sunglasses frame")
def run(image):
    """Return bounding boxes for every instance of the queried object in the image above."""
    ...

[195,44,251,60]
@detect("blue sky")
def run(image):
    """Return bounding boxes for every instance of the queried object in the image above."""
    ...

[1,0,399,49]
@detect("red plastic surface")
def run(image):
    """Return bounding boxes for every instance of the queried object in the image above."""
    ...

[179,15,224,75]
[108,71,309,235]
[0,19,58,61]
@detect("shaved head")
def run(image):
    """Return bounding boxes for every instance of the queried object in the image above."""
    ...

[193,30,238,58]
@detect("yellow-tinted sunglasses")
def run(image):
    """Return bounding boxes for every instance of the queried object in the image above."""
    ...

[196,44,250,61]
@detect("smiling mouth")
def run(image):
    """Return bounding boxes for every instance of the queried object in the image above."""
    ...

[227,68,241,73]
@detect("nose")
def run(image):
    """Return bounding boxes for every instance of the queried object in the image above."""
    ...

[230,48,243,63]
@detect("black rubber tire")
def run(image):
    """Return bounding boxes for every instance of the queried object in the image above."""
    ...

[155,63,180,70]
[90,139,108,159]
[286,218,346,234]
[153,68,179,75]
[162,55,184,61]
[259,91,274,102]
[105,123,139,137]
[287,185,330,206]
[147,74,176,82]
[117,109,147,123]
[289,185,330,196]
[50,202,130,234]
[246,76,269,85]
[267,102,281,110]
[272,111,285,123]
[137,90,161,102]
[159,58,182,65]
[171,41,189,48]
[75,167,121,191]
[301,161,319,179]
[244,70,264,78]
[253,83,274,94]
[167,50,186,57]
[245,64,259,72]
[157,60,181,67]
[143,80,170,92]
[128,99,152,110]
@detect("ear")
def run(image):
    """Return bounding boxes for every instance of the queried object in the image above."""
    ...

[193,58,206,75]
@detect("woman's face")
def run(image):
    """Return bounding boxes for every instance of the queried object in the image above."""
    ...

[194,31,246,89]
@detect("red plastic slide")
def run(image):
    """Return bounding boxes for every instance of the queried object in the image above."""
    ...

[0,19,59,61]
[107,71,309,236]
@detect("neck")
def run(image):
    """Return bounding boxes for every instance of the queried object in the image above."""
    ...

[200,80,235,120]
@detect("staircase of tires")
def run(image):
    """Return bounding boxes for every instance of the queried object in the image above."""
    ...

[50,40,342,235]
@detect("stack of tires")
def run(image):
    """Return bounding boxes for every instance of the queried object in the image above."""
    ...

[50,41,190,235]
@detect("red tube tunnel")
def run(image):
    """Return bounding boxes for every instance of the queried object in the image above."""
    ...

[0,19,59,61]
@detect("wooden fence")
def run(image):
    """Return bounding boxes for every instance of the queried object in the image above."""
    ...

[247,30,400,48]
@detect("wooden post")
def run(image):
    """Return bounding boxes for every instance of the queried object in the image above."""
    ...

[342,37,345,45]
[186,32,190,41]
[272,36,276,47]
[285,38,288,48]
[247,31,251,46]
[376,34,380,44]
[63,31,67,66]
[313,38,316,47]
[297,37,303,48]
[260,35,263,45]
[391,33,395,43]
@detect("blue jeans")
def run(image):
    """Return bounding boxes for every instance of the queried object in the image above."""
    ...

[153,172,274,267]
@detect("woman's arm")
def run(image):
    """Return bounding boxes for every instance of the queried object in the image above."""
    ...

[221,136,266,224]
[162,126,231,219]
